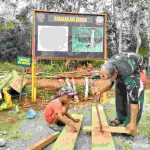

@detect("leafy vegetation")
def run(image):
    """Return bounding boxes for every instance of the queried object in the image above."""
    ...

[0,62,20,72]
[0,0,149,62]
[16,7,29,25]
[138,46,149,59]
[0,21,16,32]
[37,60,71,74]
[37,88,55,100]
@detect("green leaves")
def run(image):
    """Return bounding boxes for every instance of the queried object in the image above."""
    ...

[131,0,140,3]
[138,46,149,59]
[16,8,29,25]
[0,21,16,32]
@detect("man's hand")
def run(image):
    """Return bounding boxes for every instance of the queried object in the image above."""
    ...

[126,122,137,136]
[127,104,139,136]
[71,125,78,132]
[73,118,80,123]
[91,87,101,96]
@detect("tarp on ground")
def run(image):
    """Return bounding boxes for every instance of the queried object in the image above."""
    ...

[0,70,27,93]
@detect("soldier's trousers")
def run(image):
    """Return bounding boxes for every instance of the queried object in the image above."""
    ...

[115,79,144,126]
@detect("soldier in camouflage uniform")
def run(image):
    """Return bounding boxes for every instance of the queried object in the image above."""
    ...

[92,52,146,136]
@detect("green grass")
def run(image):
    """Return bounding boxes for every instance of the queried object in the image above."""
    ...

[0,119,22,140]
[37,88,55,100]
[104,96,116,119]
[37,60,71,74]
[76,85,85,95]
[0,61,70,76]
[23,86,32,98]
[138,110,150,138]
[0,121,35,140]
[144,90,150,106]
[0,62,21,72]
[114,138,133,150]
[138,90,150,138]
[0,108,36,140]
[0,61,103,77]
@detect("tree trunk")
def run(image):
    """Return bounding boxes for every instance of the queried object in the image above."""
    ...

[76,0,82,12]
[135,0,141,54]
[118,0,124,53]
[112,0,118,53]
[148,0,150,74]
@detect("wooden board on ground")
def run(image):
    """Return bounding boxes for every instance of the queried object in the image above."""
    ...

[51,114,83,150]
[82,126,130,134]
[92,105,116,150]
[26,132,59,150]
[103,126,130,134]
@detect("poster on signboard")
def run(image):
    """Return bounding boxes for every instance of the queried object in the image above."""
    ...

[38,26,68,52]
[72,27,103,53]
[33,11,107,59]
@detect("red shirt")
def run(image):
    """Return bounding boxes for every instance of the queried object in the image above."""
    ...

[44,98,63,124]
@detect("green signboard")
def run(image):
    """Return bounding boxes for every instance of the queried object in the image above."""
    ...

[16,56,32,67]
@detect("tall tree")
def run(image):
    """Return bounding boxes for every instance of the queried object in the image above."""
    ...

[118,0,125,53]
[112,0,118,53]
[135,0,142,53]
[148,0,150,74]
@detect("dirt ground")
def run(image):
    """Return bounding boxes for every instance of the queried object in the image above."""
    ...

[145,78,150,89]
[0,77,150,150]
[1,77,150,125]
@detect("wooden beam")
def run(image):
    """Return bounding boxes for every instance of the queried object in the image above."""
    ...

[92,106,116,150]
[84,76,89,100]
[51,114,83,150]
[82,126,92,132]
[82,126,130,134]
[103,126,130,134]
[26,132,59,150]
[72,78,79,102]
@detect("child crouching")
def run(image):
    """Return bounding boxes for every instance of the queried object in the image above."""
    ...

[44,86,80,132]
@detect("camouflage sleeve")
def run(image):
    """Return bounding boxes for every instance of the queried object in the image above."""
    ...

[124,75,142,104]
[127,53,146,72]
[137,55,146,71]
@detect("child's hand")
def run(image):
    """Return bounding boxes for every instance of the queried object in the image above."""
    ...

[73,119,80,123]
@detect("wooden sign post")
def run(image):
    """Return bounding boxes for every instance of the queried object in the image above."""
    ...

[16,56,31,100]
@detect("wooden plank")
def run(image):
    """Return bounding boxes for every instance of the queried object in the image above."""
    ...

[92,106,116,150]
[82,126,130,134]
[0,70,18,90]
[82,126,92,132]
[84,76,89,100]
[10,76,28,93]
[72,78,79,102]
[26,132,59,150]
[51,114,83,150]
[103,126,130,134]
